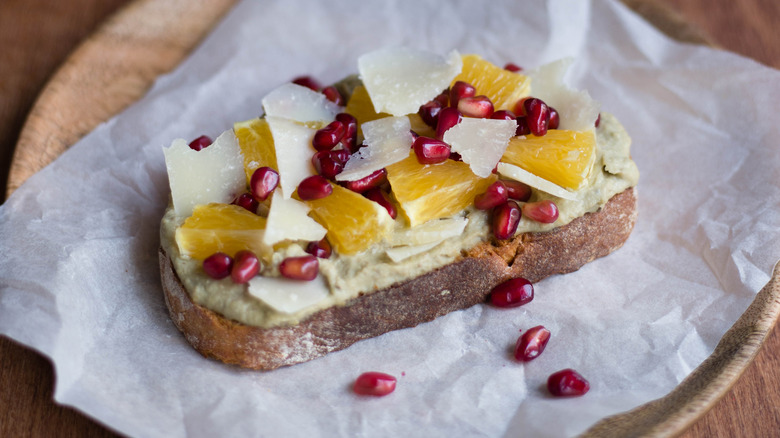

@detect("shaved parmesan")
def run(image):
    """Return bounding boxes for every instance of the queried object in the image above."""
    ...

[497,162,578,200]
[263,191,327,245]
[385,242,440,263]
[336,116,413,181]
[389,217,468,246]
[443,118,517,178]
[386,217,469,262]
[248,274,329,314]
[527,58,600,131]
[262,83,342,123]
[266,116,316,198]
[358,47,462,116]
[163,130,245,218]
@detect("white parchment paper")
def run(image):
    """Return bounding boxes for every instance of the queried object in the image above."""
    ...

[2,0,779,436]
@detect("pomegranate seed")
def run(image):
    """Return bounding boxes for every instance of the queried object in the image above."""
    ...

[458,95,494,118]
[353,372,397,396]
[311,151,345,179]
[292,75,321,91]
[548,107,560,130]
[188,135,212,151]
[504,62,523,72]
[231,250,260,284]
[449,151,462,162]
[413,136,451,164]
[305,238,332,259]
[418,99,444,127]
[203,253,233,280]
[313,121,346,151]
[342,168,387,193]
[250,167,279,202]
[322,85,344,105]
[522,200,559,223]
[547,369,590,397]
[434,90,449,106]
[279,255,319,281]
[410,130,420,140]
[474,181,508,210]
[435,107,462,140]
[336,113,358,152]
[492,200,521,240]
[489,277,534,307]
[232,193,259,213]
[331,148,350,164]
[364,188,397,219]
[514,325,551,361]
[513,97,530,116]
[515,116,531,136]
[595,113,601,128]
[523,98,550,136]
[502,180,531,202]
[297,175,333,200]
[490,110,516,121]
[449,81,476,108]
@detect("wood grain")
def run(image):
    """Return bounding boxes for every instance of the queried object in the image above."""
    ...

[4,0,238,198]
[0,3,132,436]
[652,3,780,436]
[0,0,778,437]
[0,0,130,208]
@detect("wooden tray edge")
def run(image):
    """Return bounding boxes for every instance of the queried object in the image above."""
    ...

[4,0,237,198]
[583,262,780,437]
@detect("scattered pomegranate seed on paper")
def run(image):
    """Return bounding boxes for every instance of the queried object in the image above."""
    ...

[353,372,397,397]
[514,325,551,362]
[547,369,590,397]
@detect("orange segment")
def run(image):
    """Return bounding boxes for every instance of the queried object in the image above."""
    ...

[175,203,267,260]
[345,85,390,136]
[451,54,531,111]
[386,153,496,227]
[407,113,436,138]
[305,184,393,255]
[234,118,277,185]
[501,129,596,191]
[346,85,435,137]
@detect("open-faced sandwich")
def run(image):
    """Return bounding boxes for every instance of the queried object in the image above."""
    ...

[159,47,639,370]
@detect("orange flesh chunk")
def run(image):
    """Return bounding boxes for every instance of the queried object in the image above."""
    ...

[304,184,393,255]
[501,129,596,191]
[234,118,277,185]
[347,85,437,138]
[386,153,496,227]
[450,54,531,111]
[407,113,437,138]
[345,85,390,136]
[175,203,267,260]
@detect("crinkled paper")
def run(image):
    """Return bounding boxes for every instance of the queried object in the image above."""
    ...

[1,1,779,436]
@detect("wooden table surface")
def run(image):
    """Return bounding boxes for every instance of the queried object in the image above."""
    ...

[1,1,778,436]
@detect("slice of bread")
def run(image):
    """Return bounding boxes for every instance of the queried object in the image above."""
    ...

[160,187,637,370]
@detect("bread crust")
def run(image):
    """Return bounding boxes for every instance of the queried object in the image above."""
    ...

[160,187,637,370]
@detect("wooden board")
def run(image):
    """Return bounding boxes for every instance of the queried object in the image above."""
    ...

[3,0,779,437]
[5,0,236,197]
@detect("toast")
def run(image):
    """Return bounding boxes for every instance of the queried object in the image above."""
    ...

[159,48,639,370]
[160,187,636,370]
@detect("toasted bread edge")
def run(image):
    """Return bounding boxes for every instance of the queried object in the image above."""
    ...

[160,187,637,370]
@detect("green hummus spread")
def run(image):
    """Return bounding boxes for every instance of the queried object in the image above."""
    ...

[160,112,638,328]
